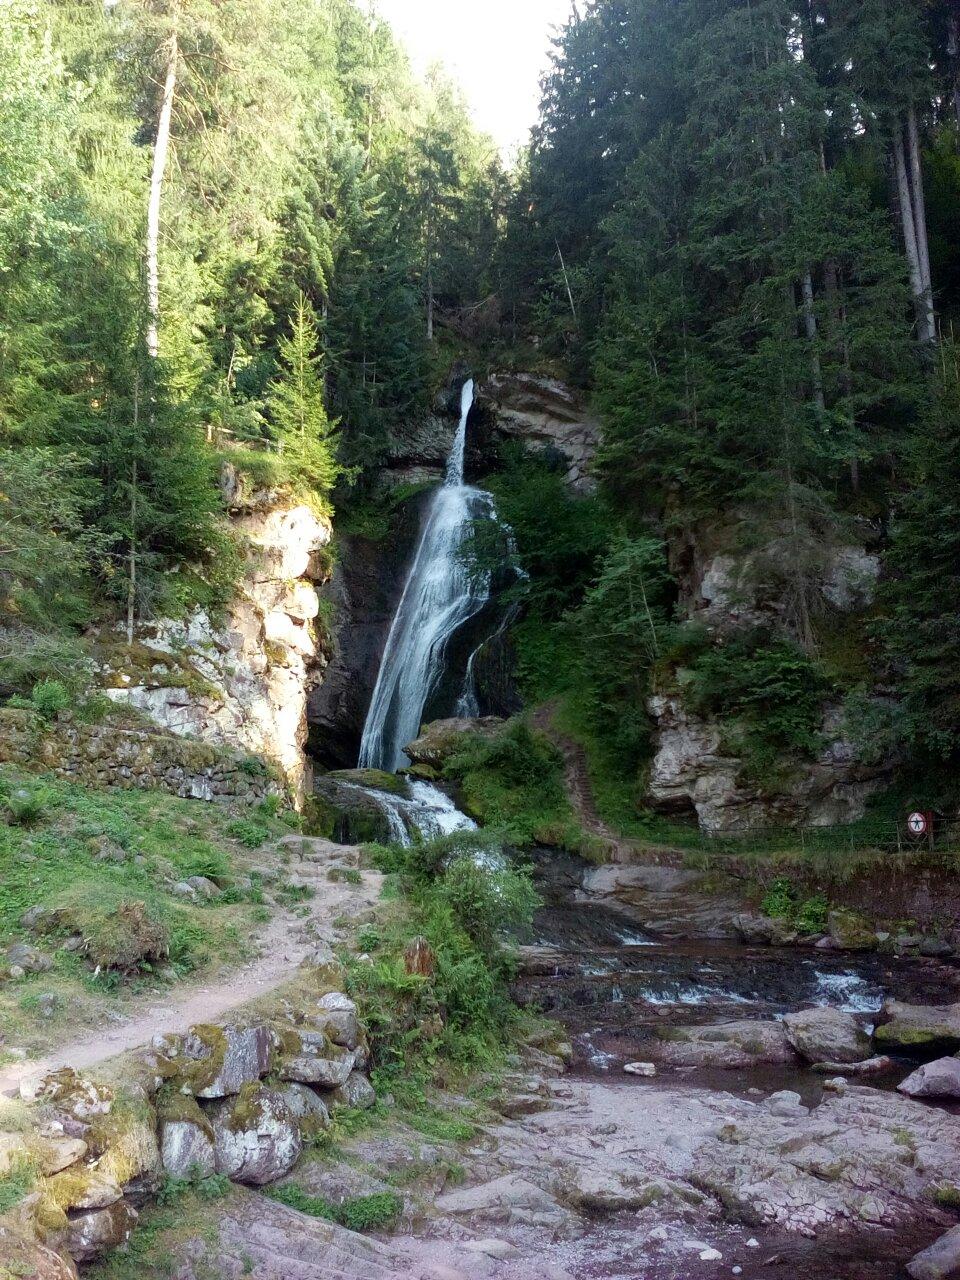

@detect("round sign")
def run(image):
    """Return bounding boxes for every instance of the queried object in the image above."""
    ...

[907,811,929,837]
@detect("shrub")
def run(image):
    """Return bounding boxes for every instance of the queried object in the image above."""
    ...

[761,877,829,935]
[5,787,49,827]
[30,679,70,720]
[266,1184,402,1232]
[227,818,270,849]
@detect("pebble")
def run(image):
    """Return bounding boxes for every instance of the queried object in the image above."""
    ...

[733,1268,743,1275]
[746,1238,760,1248]
[700,1248,722,1262]
[624,1062,657,1077]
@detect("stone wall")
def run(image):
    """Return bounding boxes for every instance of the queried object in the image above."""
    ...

[0,708,281,804]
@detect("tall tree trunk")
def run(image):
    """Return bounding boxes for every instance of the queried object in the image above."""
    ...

[800,269,825,414]
[126,380,140,646]
[892,126,935,345]
[948,12,960,134]
[906,105,934,337]
[426,254,434,341]
[146,26,178,360]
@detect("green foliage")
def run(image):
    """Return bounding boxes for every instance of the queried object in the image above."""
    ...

[227,818,271,849]
[760,877,829,935]
[0,1159,35,1214]
[4,786,49,828]
[442,720,583,849]
[353,829,539,1083]
[157,1167,231,1206]
[28,679,70,721]
[682,628,829,779]
[265,1183,402,1232]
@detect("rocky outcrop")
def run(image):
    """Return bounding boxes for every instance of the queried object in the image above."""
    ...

[646,696,889,833]
[475,373,599,493]
[101,490,332,804]
[651,1020,796,1069]
[404,717,506,770]
[875,1001,960,1055]
[782,1008,872,1064]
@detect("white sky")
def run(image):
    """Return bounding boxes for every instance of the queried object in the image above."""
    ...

[374,0,576,157]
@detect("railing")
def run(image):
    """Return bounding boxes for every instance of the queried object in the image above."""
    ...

[661,819,960,860]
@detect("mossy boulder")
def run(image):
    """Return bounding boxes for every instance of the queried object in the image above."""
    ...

[876,1001,960,1056]
[310,776,397,845]
[783,1008,872,1065]
[172,1023,276,1099]
[329,769,410,797]
[45,1169,122,1213]
[209,1084,301,1185]
[85,1099,160,1185]
[277,1028,355,1087]
[157,1094,215,1180]
[404,717,505,770]
[0,1226,77,1280]
[653,1020,797,1068]
[828,909,877,952]
[64,1199,137,1264]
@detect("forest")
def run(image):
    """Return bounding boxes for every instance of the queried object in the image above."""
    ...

[3,0,960,808]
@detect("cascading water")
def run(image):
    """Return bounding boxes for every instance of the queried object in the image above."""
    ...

[359,379,495,772]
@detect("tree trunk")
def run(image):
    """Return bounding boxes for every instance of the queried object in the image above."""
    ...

[146,27,178,360]
[556,241,578,322]
[800,269,825,414]
[906,105,935,338]
[426,254,434,341]
[892,126,935,345]
[126,381,140,647]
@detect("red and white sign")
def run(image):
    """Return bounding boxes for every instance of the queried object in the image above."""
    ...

[907,811,930,838]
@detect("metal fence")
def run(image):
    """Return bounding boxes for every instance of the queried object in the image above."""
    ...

[664,819,960,860]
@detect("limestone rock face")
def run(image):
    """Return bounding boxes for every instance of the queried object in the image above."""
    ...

[101,498,332,803]
[783,1008,872,1065]
[646,695,887,833]
[477,373,600,494]
[209,1085,302,1185]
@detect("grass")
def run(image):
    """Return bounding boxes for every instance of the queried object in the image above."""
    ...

[0,764,295,1050]
[265,1184,402,1232]
[0,1159,35,1214]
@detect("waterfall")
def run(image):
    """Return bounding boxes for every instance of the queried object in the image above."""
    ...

[359,380,495,772]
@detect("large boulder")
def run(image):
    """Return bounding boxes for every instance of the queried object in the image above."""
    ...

[209,1084,302,1185]
[278,1084,331,1136]
[404,717,505,770]
[277,1029,355,1087]
[65,1200,138,1264]
[175,1024,276,1098]
[828,910,877,952]
[310,774,400,845]
[875,1001,960,1056]
[898,1058,960,1100]
[0,1228,77,1280]
[158,1095,216,1179]
[783,1008,872,1065]
[310,993,360,1051]
[653,1020,796,1069]
[329,1073,376,1112]
[907,1226,960,1280]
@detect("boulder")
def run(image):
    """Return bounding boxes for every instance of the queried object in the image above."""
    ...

[209,1084,302,1185]
[898,1058,960,1100]
[176,1023,276,1098]
[733,915,798,946]
[557,1165,665,1213]
[907,1226,960,1280]
[278,1084,331,1135]
[653,1021,797,1069]
[875,1001,960,1056]
[404,717,505,770]
[329,1073,376,1111]
[65,1199,138,1263]
[278,1029,355,1087]
[310,993,360,1051]
[0,1227,77,1280]
[5,942,53,973]
[811,1056,894,1076]
[158,1095,216,1179]
[46,1168,122,1212]
[311,774,398,845]
[21,1068,113,1121]
[783,1008,872,1065]
[828,910,877,952]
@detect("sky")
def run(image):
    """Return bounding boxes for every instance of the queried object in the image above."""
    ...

[374,0,575,157]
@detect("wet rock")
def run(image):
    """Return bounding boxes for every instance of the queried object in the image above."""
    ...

[811,1055,894,1076]
[209,1084,302,1185]
[733,914,798,946]
[783,1007,872,1064]
[159,1095,216,1179]
[177,1023,276,1098]
[653,1020,797,1069]
[898,1057,960,1099]
[907,1225,960,1280]
[0,1226,77,1279]
[311,774,398,845]
[828,909,877,952]
[329,1072,376,1111]
[65,1199,138,1263]
[875,1000,960,1055]
[404,717,505,770]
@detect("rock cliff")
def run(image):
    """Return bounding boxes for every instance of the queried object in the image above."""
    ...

[102,480,332,804]
[475,371,599,492]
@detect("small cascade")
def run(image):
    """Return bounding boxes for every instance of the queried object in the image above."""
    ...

[359,379,498,772]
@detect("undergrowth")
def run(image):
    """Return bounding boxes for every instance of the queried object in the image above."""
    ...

[265,1184,402,1232]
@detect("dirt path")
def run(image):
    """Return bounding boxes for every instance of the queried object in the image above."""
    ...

[0,840,383,1097]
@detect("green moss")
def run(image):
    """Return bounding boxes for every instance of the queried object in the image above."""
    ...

[330,770,411,798]
[934,1184,960,1209]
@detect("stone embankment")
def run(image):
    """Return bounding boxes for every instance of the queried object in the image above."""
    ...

[0,958,375,1274]
[0,707,280,804]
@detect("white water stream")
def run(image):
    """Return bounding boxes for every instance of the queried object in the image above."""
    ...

[359,380,495,772]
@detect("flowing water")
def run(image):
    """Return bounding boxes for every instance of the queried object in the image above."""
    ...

[359,380,496,772]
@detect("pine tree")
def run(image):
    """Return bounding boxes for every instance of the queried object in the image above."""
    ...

[268,293,344,500]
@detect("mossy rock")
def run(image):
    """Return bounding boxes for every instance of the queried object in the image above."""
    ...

[828,909,877,952]
[330,769,411,798]
[310,777,397,845]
